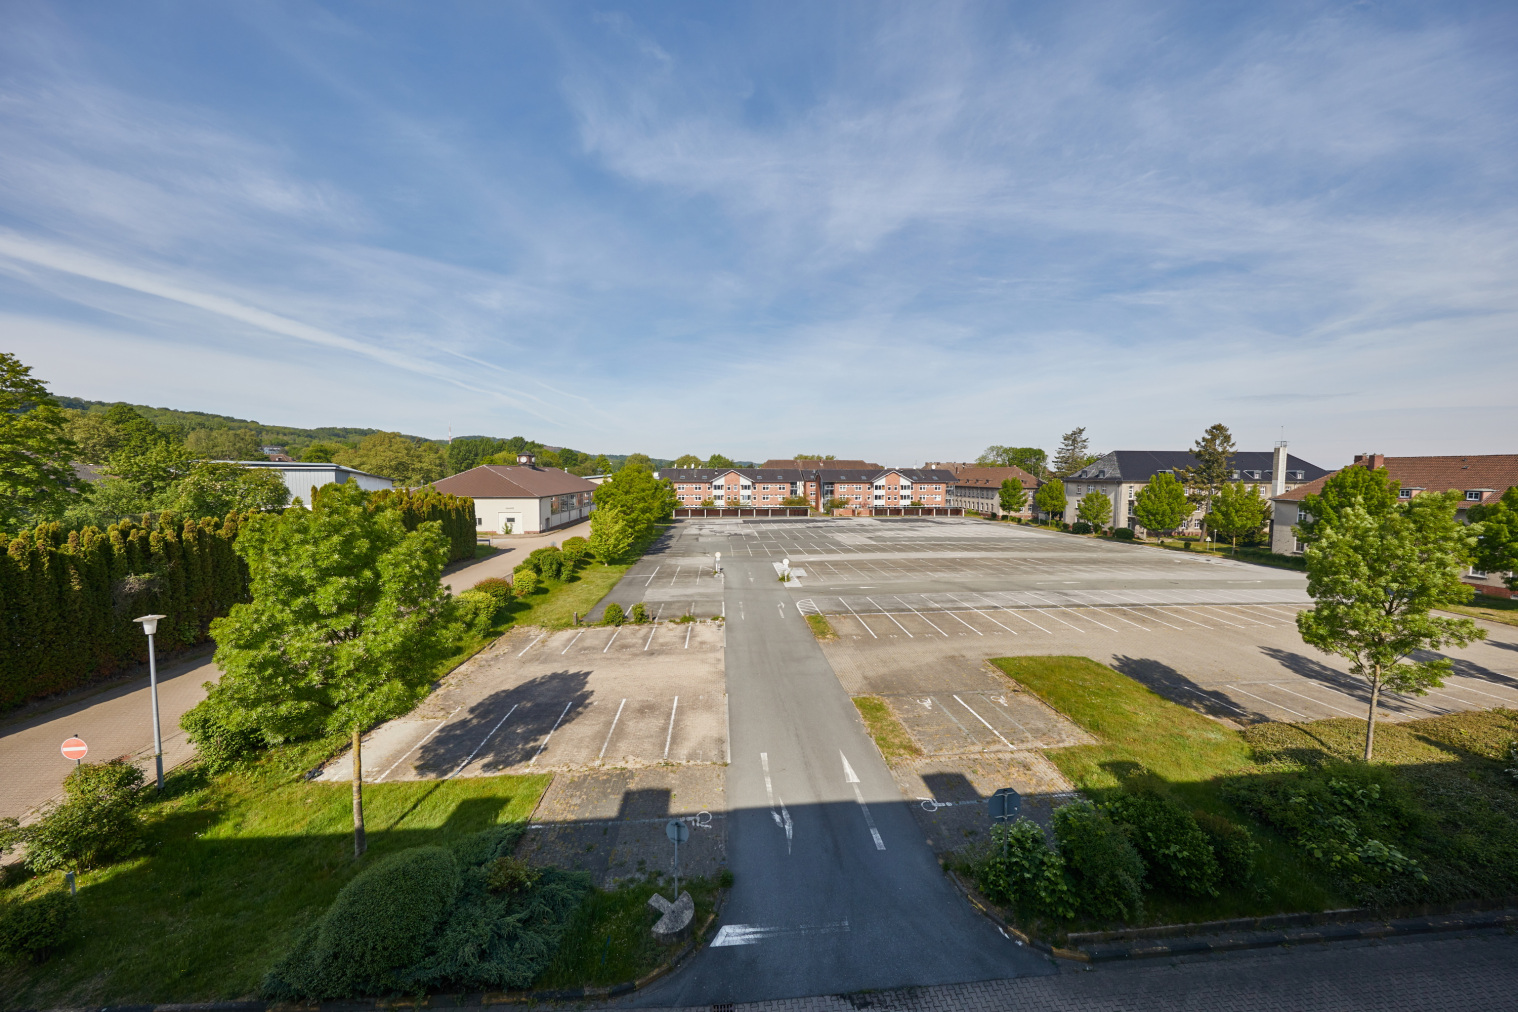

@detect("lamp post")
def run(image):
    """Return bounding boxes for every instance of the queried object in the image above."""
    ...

[133,614,168,790]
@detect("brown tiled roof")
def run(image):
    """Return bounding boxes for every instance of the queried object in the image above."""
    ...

[432,465,597,499]
[943,465,1037,487]
[1273,454,1518,505]
[761,459,879,469]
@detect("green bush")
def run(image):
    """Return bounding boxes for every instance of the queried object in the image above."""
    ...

[630,602,649,624]
[181,701,265,773]
[1104,790,1220,897]
[456,590,499,635]
[1194,811,1261,888]
[472,577,515,606]
[0,890,77,964]
[560,537,589,566]
[20,759,146,872]
[1053,801,1145,921]
[263,845,463,999]
[526,547,564,581]
[602,602,624,626]
[976,819,1074,918]
[1113,527,1136,541]
[1071,521,1094,535]
[512,568,539,598]
[263,827,589,998]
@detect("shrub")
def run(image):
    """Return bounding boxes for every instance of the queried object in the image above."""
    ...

[472,577,515,606]
[1071,521,1093,534]
[512,568,539,598]
[485,855,542,896]
[181,702,265,773]
[560,537,589,566]
[1113,527,1135,541]
[1053,801,1144,921]
[263,845,463,999]
[630,602,649,624]
[603,603,624,626]
[455,590,499,635]
[976,819,1075,919]
[1104,790,1220,897]
[526,547,564,581]
[21,760,146,872]
[0,891,77,964]
[1194,811,1260,888]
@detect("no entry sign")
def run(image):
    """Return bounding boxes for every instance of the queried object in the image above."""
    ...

[61,737,88,762]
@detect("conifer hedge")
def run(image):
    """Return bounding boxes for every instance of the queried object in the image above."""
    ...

[0,512,254,712]
[368,487,477,563]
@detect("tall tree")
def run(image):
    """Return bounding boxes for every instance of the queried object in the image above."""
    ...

[672,454,703,468]
[334,432,446,486]
[1296,491,1484,760]
[162,461,291,517]
[1179,423,1236,540]
[1051,428,1097,477]
[1469,487,1518,591]
[0,352,80,531]
[183,428,265,461]
[998,478,1027,515]
[300,442,342,463]
[201,480,457,745]
[979,446,1048,477]
[592,462,676,541]
[446,437,505,475]
[1075,492,1112,529]
[704,453,735,469]
[588,504,634,562]
[1297,464,1400,541]
[1034,479,1067,522]
[1131,471,1190,535]
[1205,482,1270,551]
[793,453,836,460]
[623,452,654,472]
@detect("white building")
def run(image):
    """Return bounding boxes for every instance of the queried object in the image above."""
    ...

[237,461,394,504]
[431,452,597,534]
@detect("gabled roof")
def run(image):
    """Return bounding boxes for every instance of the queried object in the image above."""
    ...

[944,466,1038,487]
[1069,451,1330,485]
[876,468,957,483]
[432,465,597,499]
[1272,454,1518,504]
[761,459,879,469]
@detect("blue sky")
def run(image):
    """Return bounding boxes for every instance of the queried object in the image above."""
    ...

[2,1,1514,468]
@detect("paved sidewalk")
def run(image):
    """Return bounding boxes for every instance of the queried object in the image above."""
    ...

[622,931,1517,1011]
[0,651,219,821]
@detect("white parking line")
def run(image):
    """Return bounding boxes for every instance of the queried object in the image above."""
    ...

[560,630,584,654]
[685,623,693,649]
[1194,607,1246,629]
[1267,682,1361,717]
[894,596,949,636]
[1228,685,1309,719]
[1205,605,1272,627]
[645,625,658,650]
[378,706,461,782]
[1155,607,1213,629]
[449,703,518,778]
[603,627,621,652]
[946,595,1017,634]
[953,694,1014,749]
[664,696,680,759]
[866,598,914,637]
[517,631,545,657]
[942,611,985,636]
[837,597,879,638]
[644,565,661,586]
[529,701,574,765]
[598,698,627,760]
[1437,682,1518,706]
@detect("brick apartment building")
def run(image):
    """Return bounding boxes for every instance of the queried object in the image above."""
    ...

[655,458,956,511]
[1271,452,1518,596]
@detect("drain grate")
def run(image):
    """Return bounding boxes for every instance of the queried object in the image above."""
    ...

[712,1005,735,1012]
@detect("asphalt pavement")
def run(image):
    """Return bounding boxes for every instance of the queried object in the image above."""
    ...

[633,545,1050,1006]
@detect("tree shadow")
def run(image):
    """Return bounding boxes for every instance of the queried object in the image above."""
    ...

[1109,655,1269,723]
[414,670,595,776]
[1409,649,1518,689]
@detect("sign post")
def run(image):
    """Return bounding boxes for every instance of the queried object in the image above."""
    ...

[61,736,88,767]
[665,818,690,901]
[988,787,1022,825]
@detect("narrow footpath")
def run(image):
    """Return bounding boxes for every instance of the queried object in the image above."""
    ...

[634,550,1049,1006]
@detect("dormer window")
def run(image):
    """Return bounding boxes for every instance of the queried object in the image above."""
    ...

[1398,489,1412,499]
[1465,491,1483,501]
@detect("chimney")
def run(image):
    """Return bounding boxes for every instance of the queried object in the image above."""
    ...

[517,451,536,466]
[1272,442,1289,496]
[1369,453,1385,470]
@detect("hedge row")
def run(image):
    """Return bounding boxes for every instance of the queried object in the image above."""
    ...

[0,513,255,712]
[370,487,476,564]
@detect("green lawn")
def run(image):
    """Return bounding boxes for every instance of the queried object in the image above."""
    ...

[0,759,550,1008]
[806,613,837,640]
[988,656,1518,928]
[1440,594,1518,628]
[852,696,923,759]
[503,561,635,629]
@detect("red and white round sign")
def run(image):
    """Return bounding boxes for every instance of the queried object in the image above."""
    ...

[61,737,88,762]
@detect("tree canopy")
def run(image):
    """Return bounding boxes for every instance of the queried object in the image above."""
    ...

[998,478,1027,515]
[1132,472,1190,534]
[334,432,447,487]
[1296,490,1484,759]
[1034,479,1067,521]
[1051,428,1098,477]
[182,427,265,461]
[672,454,703,468]
[1470,486,1518,590]
[201,481,457,744]
[704,453,735,468]
[591,461,677,549]
[1075,491,1112,528]
[0,352,80,532]
[162,461,291,518]
[1205,481,1269,549]
[978,445,1047,476]
[588,505,635,563]
[1179,423,1236,518]
[1297,465,1400,541]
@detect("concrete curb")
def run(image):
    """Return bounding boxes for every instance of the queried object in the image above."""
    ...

[21,890,728,1012]
[946,869,1518,964]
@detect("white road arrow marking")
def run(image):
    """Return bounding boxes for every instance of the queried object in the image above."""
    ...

[760,752,793,852]
[840,750,885,850]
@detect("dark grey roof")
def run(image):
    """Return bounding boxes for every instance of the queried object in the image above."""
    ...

[1068,451,1330,483]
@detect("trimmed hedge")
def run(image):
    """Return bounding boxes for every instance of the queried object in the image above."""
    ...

[0,513,255,711]
[364,486,476,564]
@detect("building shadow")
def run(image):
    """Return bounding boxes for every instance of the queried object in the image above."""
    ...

[1109,655,1269,723]
[414,669,594,776]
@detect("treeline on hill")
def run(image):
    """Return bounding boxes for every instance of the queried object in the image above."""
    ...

[0,487,475,713]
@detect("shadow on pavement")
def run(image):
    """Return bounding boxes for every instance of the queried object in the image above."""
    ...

[414,670,594,776]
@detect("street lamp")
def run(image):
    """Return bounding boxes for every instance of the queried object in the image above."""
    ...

[133,614,167,790]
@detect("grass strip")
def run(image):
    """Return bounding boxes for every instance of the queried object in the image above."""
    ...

[806,614,836,640]
[534,873,725,989]
[0,761,549,1007]
[1439,595,1518,628]
[852,696,923,759]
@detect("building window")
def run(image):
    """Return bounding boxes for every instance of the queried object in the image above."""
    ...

[1465,491,1483,501]
[1398,489,1412,498]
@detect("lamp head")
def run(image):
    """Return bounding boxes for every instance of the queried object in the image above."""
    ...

[134,614,167,636]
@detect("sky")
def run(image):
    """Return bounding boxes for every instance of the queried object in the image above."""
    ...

[1,1,1515,470]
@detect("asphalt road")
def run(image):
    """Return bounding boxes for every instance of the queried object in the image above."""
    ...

[635,545,1050,1007]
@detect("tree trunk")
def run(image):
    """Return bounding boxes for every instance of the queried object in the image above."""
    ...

[1364,677,1381,761]
[352,725,367,858]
